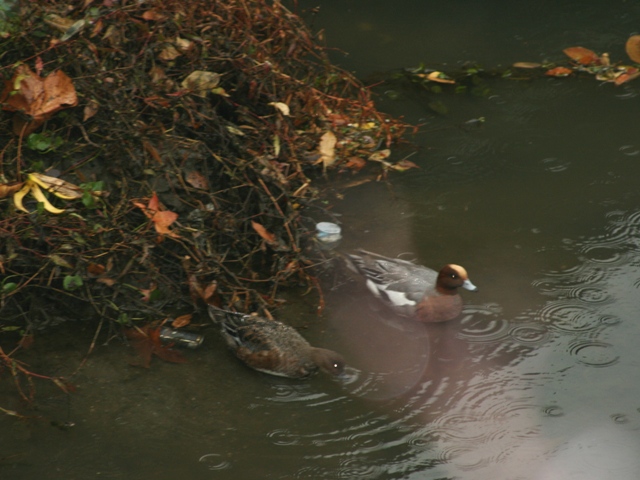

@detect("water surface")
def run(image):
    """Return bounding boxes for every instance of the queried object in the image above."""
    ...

[2,1,640,479]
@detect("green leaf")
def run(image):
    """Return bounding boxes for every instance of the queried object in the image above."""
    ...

[63,275,83,291]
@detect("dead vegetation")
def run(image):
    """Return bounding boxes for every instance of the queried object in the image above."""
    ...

[0,0,411,401]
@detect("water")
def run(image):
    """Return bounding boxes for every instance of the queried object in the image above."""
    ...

[3,1,640,479]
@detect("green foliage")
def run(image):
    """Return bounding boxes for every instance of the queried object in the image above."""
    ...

[63,275,83,291]
[27,132,64,153]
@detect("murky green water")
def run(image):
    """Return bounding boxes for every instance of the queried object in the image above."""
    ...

[3,1,640,479]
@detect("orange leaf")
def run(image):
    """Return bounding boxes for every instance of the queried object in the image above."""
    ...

[153,210,178,235]
[251,220,277,243]
[545,67,573,77]
[134,193,180,237]
[563,47,600,66]
[625,35,640,63]
[172,314,192,328]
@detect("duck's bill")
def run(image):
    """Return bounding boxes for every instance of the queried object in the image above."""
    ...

[463,279,478,291]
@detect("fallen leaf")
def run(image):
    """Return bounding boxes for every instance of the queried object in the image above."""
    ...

[344,156,366,172]
[545,67,573,77]
[625,35,640,63]
[513,62,542,69]
[251,220,289,251]
[172,314,192,328]
[0,181,24,199]
[83,99,99,121]
[181,71,220,97]
[185,170,208,190]
[563,46,600,66]
[126,325,187,368]
[153,210,179,236]
[142,9,168,21]
[426,71,455,84]
[268,101,290,116]
[390,159,419,171]
[0,66,78,135]
[158,44,181,61]
[251,220,277,244]
[133,192,180,238]
[175,37,194,53]
[615,69,640,86]
[318,131,337,167]
[368,149,391,162]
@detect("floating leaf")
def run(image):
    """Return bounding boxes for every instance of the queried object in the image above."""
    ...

[513,62,542,69]
[563,46,600,66]
[545,67,573,77]
[625,35,640,63]
[426,71,455,84]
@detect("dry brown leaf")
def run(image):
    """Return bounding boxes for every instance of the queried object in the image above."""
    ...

[172,314,192,328]
[426,71,455,84]
[318,131,337,167]
[513,62,542,69]
[158,44,181,61]
[0,181,24,199]
[368,149,391,162]
[142,9,168,21]
[344,156,366,172]
[563,46,600,66]
[185,170,208,190]
[181,71,220,97]
[83,99,99,122]
[0,66,78,135]
[625,35,640,63]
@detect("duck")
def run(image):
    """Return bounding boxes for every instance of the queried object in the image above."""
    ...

[345,249,478,323]
[207,305,345,378]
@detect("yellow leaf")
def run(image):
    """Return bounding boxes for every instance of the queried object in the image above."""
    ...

[268,102,290,116]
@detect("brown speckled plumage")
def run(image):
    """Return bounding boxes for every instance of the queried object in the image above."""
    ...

[208,306,345,378]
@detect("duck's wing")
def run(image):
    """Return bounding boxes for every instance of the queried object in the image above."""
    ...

[348,250,437,304]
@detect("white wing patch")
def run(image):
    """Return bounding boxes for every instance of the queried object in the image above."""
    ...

[366,279,416,307]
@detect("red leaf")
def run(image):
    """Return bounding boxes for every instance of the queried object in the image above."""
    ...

[563,47,600,66]
[545,67,573,77]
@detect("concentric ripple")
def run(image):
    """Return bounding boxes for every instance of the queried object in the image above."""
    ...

[568,340,619,367]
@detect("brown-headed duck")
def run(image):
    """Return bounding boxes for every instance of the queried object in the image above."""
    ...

[346,249,478,323]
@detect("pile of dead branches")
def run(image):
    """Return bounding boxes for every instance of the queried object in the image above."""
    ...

[0,0,409,344]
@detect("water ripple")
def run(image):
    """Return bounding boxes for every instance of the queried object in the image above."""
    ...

[508,324,551,346]
[568,340,619,367]
[538,301,604,333]
[457,304,510,343]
